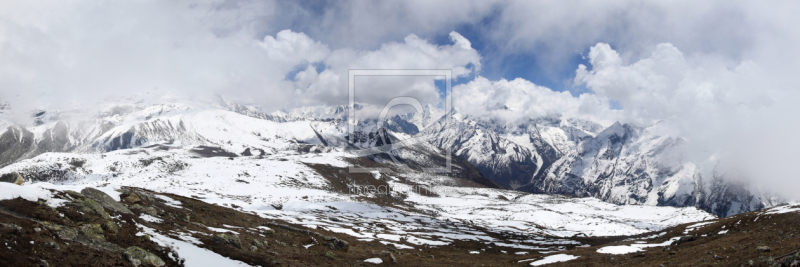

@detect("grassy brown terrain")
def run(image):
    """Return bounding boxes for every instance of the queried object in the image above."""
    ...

[1,184,799,266]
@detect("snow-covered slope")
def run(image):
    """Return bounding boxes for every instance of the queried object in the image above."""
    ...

[0,96,770,219]
[0,97,715,252]
[1,146,713,252]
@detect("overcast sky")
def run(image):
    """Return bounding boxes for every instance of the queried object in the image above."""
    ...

[2,0,800,196]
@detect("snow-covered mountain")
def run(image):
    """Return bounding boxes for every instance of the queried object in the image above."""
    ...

[419,111,776,217]
[0,96,778,218]
[0,96,717,262]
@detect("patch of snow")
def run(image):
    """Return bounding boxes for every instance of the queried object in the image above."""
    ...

[765,205,800,215]
[0,183,51,201]
[156,195,182,208]
[137,224,249,266]
[529,254,580,266]
[378,241,413,249]
[597,245,643,254]
[139,214,163,223]
[206,226,237,233]
[597,237,681,254]
[364,258,383,264]
[683,221,714,234]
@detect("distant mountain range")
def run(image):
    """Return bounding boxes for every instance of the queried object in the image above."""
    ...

[0,96,780,217]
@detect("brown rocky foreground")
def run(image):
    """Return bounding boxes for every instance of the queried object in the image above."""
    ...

[0,185,798,266]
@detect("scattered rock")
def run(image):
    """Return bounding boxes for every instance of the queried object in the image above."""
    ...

[1,223,23,234]
[101,221,120,235]
[213,233,242,249]
[249,245,258,252]
[673,235,697,246]
[757,246,771,252]
[57,224,122,251]
[124,193,142,204]
[81,187,133,215]
[389,252,397,263]
[253,239,268,248]
[45,242,60,250]
[130,204,158,217]
[261,228,275,235]
[64,190,85,199]
[0,172,24,185]
[264,221,348,251]
[274,240,287,247]
[123,246,166,267]
[38,259,49,267]
[324,251,336,259]
[80,223,103,236]
[69,198,111,219]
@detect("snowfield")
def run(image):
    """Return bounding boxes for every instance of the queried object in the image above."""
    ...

[0,98,719,262]
[2,144,714,253]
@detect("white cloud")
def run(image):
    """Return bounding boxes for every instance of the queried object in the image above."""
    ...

[0,1,479,120]
[453,76,619,125]
[296,31,481,111]
[576,42,800,198]
[259,30,329,64]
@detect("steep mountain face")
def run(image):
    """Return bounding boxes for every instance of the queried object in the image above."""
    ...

[419,111,773,217]
[420,112,603,190]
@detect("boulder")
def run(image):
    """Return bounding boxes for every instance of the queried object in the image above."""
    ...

[123,193,142,204]
[69,198,111,220]
[130,204,158,216]
[123,246,166,267]
[81,187,132,215]
[253,239,268,248]
[101,221,120,235]
[0,172,24,185]
[63,190,85,199]
[213,233,242,249]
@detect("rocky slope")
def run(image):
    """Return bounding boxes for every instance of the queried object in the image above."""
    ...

[1,178,797,266]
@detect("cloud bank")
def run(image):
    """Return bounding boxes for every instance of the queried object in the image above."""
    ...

[2,1,800,197]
